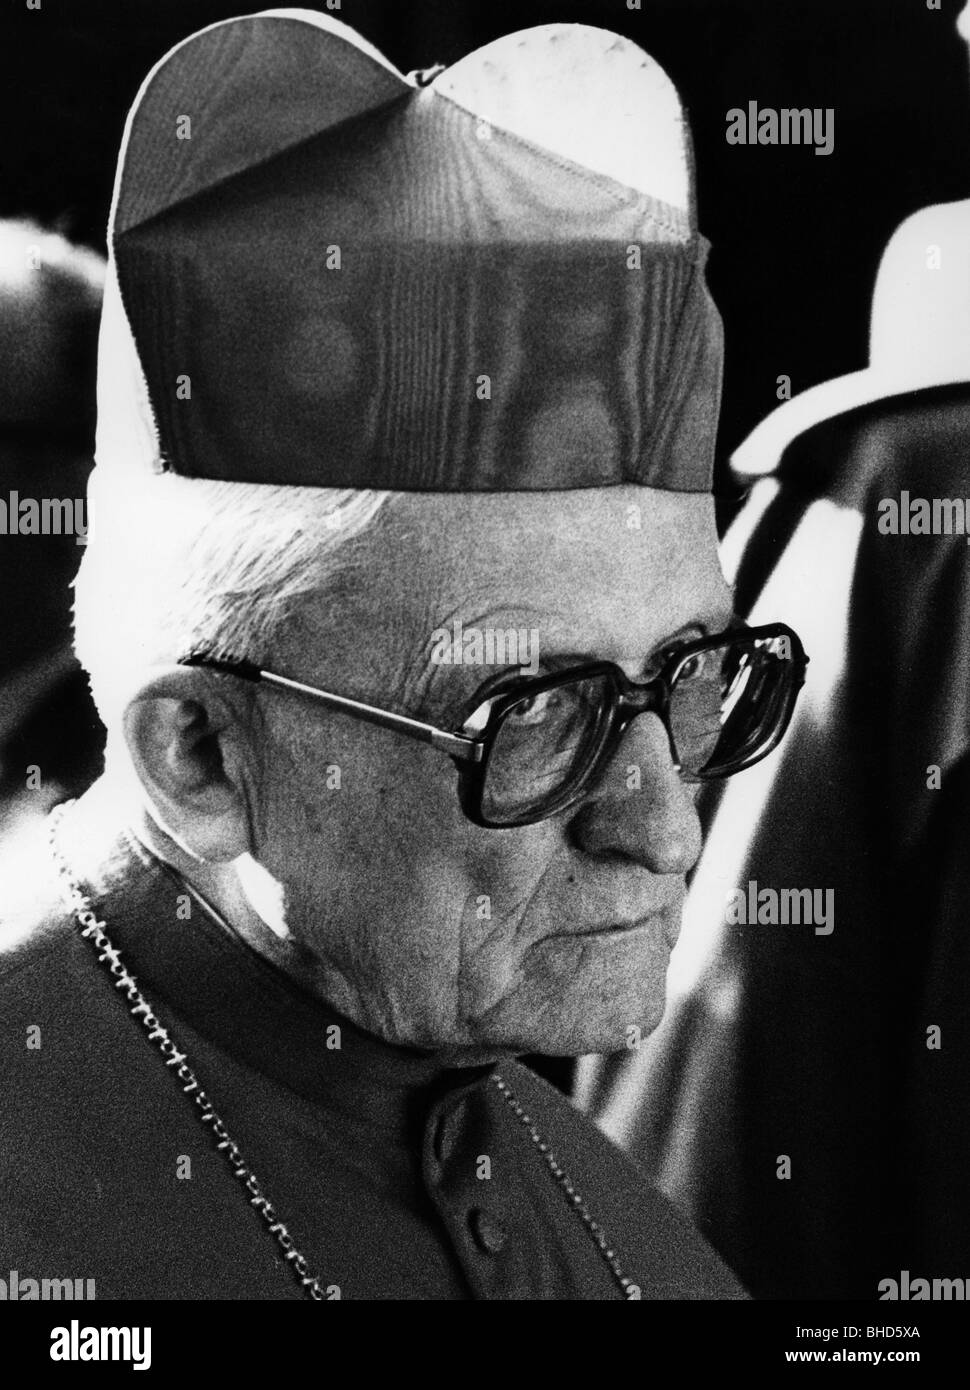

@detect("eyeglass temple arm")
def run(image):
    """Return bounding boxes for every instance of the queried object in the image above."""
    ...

[182,656,484,763]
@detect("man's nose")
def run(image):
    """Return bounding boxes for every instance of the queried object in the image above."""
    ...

[567,711,703,873]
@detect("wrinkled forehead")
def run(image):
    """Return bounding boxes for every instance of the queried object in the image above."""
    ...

[332,486,732,670]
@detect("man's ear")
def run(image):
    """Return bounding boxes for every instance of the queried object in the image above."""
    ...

[122,666,260,863]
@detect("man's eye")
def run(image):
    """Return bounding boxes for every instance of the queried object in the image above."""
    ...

[505,688,563,726]
[677,651,708,681]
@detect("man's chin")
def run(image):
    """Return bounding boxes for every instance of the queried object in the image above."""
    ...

[470,990,669,1060]
[517,929,673,1051]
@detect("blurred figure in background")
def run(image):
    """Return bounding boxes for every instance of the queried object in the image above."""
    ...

[0,220,106,865]
[579,5,970,1297]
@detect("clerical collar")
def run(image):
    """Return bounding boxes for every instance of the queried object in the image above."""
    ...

[53,781,496,1131]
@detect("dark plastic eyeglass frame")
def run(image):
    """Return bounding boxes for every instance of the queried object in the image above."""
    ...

[181,620,808,830]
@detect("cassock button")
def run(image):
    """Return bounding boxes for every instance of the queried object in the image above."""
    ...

[469,1208,508,1255]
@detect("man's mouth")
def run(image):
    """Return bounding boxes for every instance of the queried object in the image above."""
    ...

[566,910,680,950]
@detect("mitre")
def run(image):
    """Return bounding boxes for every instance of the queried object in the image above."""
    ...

[96,8,722,492]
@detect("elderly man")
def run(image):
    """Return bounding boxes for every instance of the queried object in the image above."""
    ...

[0,12,805,1300]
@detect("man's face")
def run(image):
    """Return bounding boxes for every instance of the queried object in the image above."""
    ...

[251,484,732,1057]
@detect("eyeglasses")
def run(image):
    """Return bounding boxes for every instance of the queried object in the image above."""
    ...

[181,621,808,830]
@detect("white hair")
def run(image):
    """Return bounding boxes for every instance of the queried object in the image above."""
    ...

[73,465,393,732]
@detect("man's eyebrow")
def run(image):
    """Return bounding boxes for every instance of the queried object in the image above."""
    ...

[542,616,738,670]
